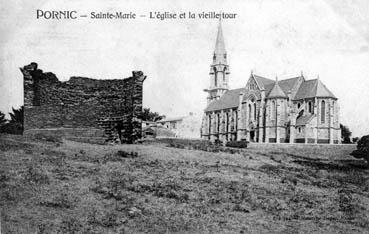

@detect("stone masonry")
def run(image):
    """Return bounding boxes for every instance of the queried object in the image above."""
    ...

[21,62,146,143]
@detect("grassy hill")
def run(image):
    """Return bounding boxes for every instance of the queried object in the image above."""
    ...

[0,134,368,233]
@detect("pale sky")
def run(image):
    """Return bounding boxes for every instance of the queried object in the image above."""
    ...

[0,0,368,137]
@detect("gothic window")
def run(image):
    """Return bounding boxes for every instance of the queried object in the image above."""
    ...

[254,103,257,120]
[226,112,229,133]
[223,67,226,82]
[271,100,276,120]
[308,101,312,113]
[235,111,238,137]
[321,100,325,123]
[208,114,212,134]
[248,104,252,120]
[214,67,217,87]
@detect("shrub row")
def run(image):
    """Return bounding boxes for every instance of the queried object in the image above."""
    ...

[162,138,247,154]
[225,140,248,148]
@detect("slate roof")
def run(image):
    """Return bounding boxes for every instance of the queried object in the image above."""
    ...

[296,113,314,126]
[278,77,300,94]
[253,75,274,90]
[294,79,336,100]
[205,88,243,112]
[204,76,336,112]
[267,81,288,99]
[263,77,301,97]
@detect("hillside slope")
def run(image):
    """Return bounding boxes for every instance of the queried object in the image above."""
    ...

[0,135,367,233]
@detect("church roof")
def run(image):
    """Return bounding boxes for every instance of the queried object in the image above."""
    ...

[296,113,314,126]
[294,79,336,100]
[252,74,274,90]
[278,77,301,93]
[266,80,288,99]
[205,88,243,112]
[264,76,301,97]
[204,76,336,112]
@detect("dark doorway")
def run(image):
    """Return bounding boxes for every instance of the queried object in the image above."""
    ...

[115,121,124,143]
[250,130,255,142]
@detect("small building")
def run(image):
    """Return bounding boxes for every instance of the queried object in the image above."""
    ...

[157,112,201,139]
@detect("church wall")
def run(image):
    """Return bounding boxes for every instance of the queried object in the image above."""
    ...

[305,125,316,143]
[295,126,305,142]
[278,127,287,143]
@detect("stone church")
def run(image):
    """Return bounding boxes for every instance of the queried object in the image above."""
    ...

[201,21,341,144]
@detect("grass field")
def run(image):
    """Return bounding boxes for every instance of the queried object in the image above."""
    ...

[0,134,368,233]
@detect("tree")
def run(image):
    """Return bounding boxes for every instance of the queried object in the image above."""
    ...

[9,106,24,124]
[352,137,360,143]
[138,108,165,122]
[1,106,24,134]
[350,135,369,163]
[0,111,7,126]
[340,124,352,144]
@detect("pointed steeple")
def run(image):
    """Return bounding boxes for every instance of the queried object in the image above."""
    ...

[205,19,230,103]
[213,19,227,64]
[215,19,226,54]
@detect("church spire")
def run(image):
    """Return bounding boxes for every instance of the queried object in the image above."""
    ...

[205,20,230,104]
[213,19,227,64]
[215,19,226,55]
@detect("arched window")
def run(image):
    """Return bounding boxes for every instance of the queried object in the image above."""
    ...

[214,67,217,87]
[208,114,212,134]
[248,104,252,120]
[226,112,229,133]
[223,67,226,82]
[321,100,325,123]
[271,100,276,120]
[254,103,257,120]
[308,101,312,113]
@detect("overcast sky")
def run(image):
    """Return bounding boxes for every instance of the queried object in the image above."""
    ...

[0,0,368,137]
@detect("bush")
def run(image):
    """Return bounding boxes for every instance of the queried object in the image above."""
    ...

[225,140,248,148]
[350,135,369,163]
[0,122,23,135]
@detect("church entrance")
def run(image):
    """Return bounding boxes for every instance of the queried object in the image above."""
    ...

[250,130,255,142]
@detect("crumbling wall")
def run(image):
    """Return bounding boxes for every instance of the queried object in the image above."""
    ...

[21,62,146,143]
